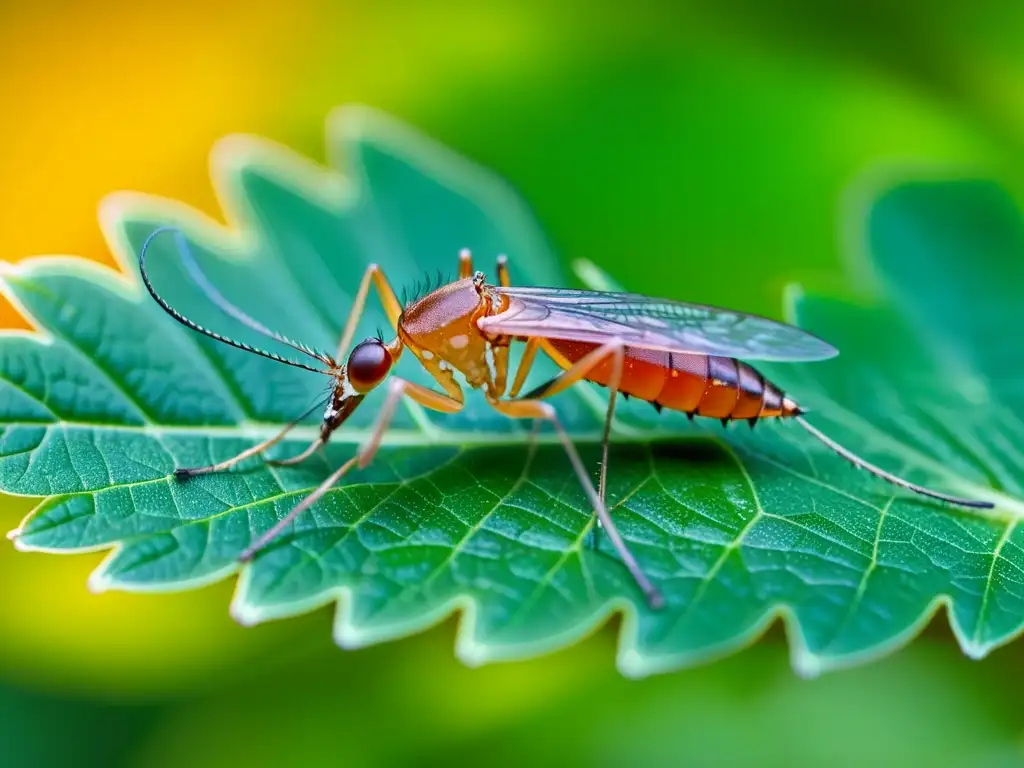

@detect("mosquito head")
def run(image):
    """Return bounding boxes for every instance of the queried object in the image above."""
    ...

[345,338,395,393]
[320,338,396,441]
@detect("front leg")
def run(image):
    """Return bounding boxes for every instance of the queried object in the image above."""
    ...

[177,263,406,479]
[173,397,325,478]
[336,263,404,362]
[266,261,404,467]
[240,378,463,562]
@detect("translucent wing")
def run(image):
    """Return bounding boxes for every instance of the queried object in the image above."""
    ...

[478,286,838,362]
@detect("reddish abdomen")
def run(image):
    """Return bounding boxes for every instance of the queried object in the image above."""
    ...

[544,339,798,421]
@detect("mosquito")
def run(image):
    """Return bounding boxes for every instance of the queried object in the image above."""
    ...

[138,227,993,609]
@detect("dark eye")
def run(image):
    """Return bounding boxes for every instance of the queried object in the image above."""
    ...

[347,339,392,393]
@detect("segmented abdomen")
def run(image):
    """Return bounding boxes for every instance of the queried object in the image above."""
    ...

[543,339,800,422]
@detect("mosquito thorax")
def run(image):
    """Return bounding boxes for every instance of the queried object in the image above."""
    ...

[399,276,493,383]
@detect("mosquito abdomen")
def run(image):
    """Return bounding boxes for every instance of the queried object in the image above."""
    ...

[544,340,800,422]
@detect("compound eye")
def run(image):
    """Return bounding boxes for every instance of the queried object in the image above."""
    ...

[347,339,392,393]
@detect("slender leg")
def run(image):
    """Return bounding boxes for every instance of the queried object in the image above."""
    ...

[509,338,541,398]
[510,340,627,549]
[593,389,619,550]
[459,248,474,279]
[219,263,402,473]
[179,264,402,479]
[492,343,510,398]
[598,390,618,507]
[496,254,510,287]
[488,396,662,609]
[267,264,403,467]
[174,398,325,478]
[518,340,625,402]
[268,437,324,467]
[336,263,404,363]
[239,378,463,562]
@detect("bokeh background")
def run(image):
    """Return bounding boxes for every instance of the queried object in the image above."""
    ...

[3,1,1024,765]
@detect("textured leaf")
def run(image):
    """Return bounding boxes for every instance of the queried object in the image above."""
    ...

[1,107,1020,677]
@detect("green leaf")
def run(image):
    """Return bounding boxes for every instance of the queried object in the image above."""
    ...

[2,106,1020,677]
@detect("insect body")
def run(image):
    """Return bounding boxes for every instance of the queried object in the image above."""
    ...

[528,342,800,422]
[139,228,994,610]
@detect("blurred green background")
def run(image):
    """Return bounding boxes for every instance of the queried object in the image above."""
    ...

[3,1,1024,765]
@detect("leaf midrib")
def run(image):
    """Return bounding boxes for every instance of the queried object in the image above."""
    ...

[8,407,1021,522]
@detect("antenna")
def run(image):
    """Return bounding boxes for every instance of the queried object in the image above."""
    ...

[138,227,331,375]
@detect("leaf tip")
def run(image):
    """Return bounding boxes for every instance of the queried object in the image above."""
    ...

[573,258,624,292]
[616,647,652,680]
[958,638,990,661]
[8,529,39,554]
[454,641,488,668]
[96,191,136,232]
[87,570,111,594]
[781,282,807,326]
[325,103,403,151]
[229,599,260,627]
[791,651,825,679]
[0,259,22,290]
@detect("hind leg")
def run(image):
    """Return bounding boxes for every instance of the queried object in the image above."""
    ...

[488,395,661,609]
[514,340,627,550]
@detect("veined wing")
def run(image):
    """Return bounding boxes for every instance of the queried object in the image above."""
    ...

[478,285,839,362]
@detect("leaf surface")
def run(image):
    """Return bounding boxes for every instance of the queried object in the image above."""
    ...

[2,108,1021,676]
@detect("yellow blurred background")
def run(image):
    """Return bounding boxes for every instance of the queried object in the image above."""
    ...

[3,1,1024,765]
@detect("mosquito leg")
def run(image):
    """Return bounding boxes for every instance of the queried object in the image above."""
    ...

[174,399,323,478]
[459,248,474,279]
[239,378,463,562]
[517,339,625,403]
[598,347,626,549]
[489,396,662,609]
[496,254,510,287]
[594,389,619,551]
[356,377,463,462]
[174,424,296,479]
[260,264,400,469]
[490,343,510,398]
[238,455,357,562]
[508,338,541,398]
[267,437,324,467]
[335,264,404,363]
[598,390,619,506]
[511,340,627,550]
